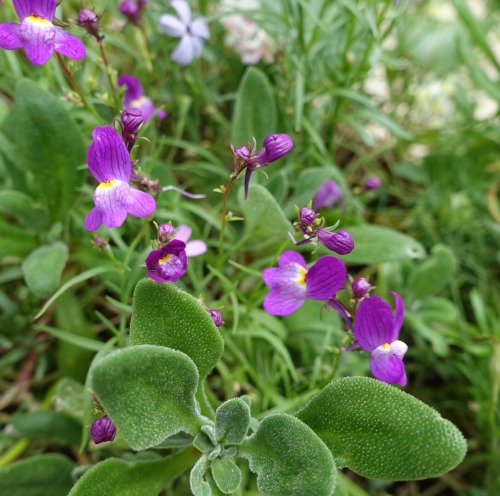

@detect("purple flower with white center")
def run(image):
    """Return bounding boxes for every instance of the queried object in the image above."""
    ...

[159,0,209,66]
[90,415,116,444]
[173,224,207,257]
[353,292,408,386]
[316,228,354,255]
[352,277,371,298]
[313,180,343,210]
[117,74,166,121]
[145,239,187,283]
[0,0,86,65]
[263,251,347,316]
[364,176,381,191]
[84,125,156,231]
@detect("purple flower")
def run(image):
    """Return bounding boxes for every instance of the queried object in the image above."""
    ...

[158,222,175,243]
[117,74,166,121]
[119,0,147,25]
[78,8,103,43]
[299,207,316,226]
[159,0,209,66]
[263,251,347,316]
[84,126,156,231]
[0,0,86,65]
[364,176,381,191]
[353,292,407,386]
[145,239,187,282]
[208,308,223,327]
[90,416,116,444]
[351,277,371,298]
[313,180,343,210]
[316,229,354,255]
[172,224,207,257]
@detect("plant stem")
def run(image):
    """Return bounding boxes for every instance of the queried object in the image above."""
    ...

[99,42,119,109]
[55,53,101,123]
[218,173,239,255]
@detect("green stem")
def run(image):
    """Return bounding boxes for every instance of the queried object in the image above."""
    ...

[218,173,239,255]
[55,53,101,123]
[99,42,119,109]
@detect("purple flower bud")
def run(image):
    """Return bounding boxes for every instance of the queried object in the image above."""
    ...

[119,0,141,24]
[263,134,293,163]
[299,207,316,226]
[90,416,116,444]
[233,144,252,162]
[317,229,354,255]
[352,277,371,298]
[121,108,144,148]
[313,180,342,210]
[364,176,381,191]
[208,308,223,327]
[158,222,175,243]
[78,9,104,43]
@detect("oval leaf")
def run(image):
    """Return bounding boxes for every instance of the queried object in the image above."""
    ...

[239,413,336,496]
[211,457,242,494]
[92,345,202,450]
[296,377,467,480]
[215,398,251,445]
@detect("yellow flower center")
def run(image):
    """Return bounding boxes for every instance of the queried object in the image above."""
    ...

[26,15,51,25]
[159,254,172,265]
[130,97,147,107]
[295,266,307,286]
[97,180,117,189]
[381,343,390,350]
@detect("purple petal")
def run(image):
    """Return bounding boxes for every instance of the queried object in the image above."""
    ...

[24,40,53,64]
[53,28,86,60]
[243,168,252,200]
[93,181,129,228]
[117,74,144,105]
[329,300,353,331]
[306,256,347,300]
[278,250,307,268]
[370,350,406,386]
[125,188,156,218]
[190,17,209,39]
[0,23,24,49]
[159,14,186,37]
[146,239,187,283]
[185,240,207,257]
[171,34,198,65]
[173,224,192,243]
[84,207,103,232]
[87,126,132,183]
[90,416,116,444]
[391,291,404,339]
[313,180,342,210]
[131,96,156,121]
[354,295,395,352]
[13,0,56,20]
[317,229,354,255]
[263,287,305,316]
[171,0,192,25]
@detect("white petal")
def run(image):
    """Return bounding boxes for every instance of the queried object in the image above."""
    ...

[174,224,192,243]
[171,35,196,65]
[190,17,210,39]
[159,14,186,37]
[186,240,207,257]
[171,0,192,25]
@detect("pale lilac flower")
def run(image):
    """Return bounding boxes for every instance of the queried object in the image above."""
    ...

[263,251,347,316]
[173,224,207,257]
[0,0,86,65]
[159,0,209,65]
[84,126,156,231]
[313,180,343,210]
[117,74,166,121]
[146,239,187,283]
[90,416,116,444]
[352,292,407,386]
[316,229,354,255]
[351,277,371,298]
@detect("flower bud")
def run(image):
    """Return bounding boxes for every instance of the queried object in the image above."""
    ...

[351,277,371,297]
[263,134,293,163]
[233,144,252,161]
[317,229,354,255]
[364,176,381,191]
[121,108,144,147]
[90,416,116,444]
[77,9,104,43]
[119,0,141,24]
[208,308,223,327]
[299,207,316,226]
[158,222,175,243]
[313,180,342,210]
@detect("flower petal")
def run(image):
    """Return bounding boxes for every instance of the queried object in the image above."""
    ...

[14,0,56,20]
[117,74,144,105]
[370,351,406,386]
[87,126,132,183]
[306,255,347,300]
[125,188,156,218]
[24,39,53,64]
[190,17,209,39]
[93,180,130,228]
[84,207,103,232]
[170,34,197,65]
[53,28,85,60]
[278,250,307,268]
[159,13,186,37]
[263,287,305,316]
[391,291,404,339]
[185,240,207,257]
[354,295,394,352]
[171,0,192,25]
[0,23,24,50]
[146,239,187,283]
[130,96,156,121]
[174,224,192,243]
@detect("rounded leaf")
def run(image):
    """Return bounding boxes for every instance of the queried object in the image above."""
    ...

[296,377,467,480]
[215,398,251,445]
[211,457,242,494]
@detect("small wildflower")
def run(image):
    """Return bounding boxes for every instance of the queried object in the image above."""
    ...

[84,126,156,231]
[263,251,347,316]
[316,229,354,255]
[77,8,104,43]
[172,224,207,257]
[0,0,86,65]
[313,180,343,210]
[90,416,116,444]
[159,0,209,66]
[146,239,187,283]
[351,277,371,298]
[364,176,381,191]
[117,74,166,121]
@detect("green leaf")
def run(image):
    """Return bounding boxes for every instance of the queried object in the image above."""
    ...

[22,242,69,297]
[13,79,86,222]
[340,225,426,264]
[190,456,211,496]
[0,217,37,260]
[215,398,251,445]
[239,413,336,496]
[130,279,223,379]
[10,411,82,445]
[240,184,292,248]
[231,67,277,146]
[68,449,200,496]
[407,244,457,301]
[296,377,467,480]
[92,345,203,450]
[0,190,50,229]
[0,454,74,496]
[211,457,242,494]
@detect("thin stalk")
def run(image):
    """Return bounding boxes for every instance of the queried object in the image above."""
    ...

[218,173,239,255]
[99,42,120,109]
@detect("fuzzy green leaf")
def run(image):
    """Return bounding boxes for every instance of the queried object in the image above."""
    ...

[130,279,223,379]
[239,413,336,496]
[231,67,277,146]
[296,377,467,480]
[92,345,202,450]
[211,457,242,494]
[0,190,50,229]
[0,217,37,260]
[215,398,251,445]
